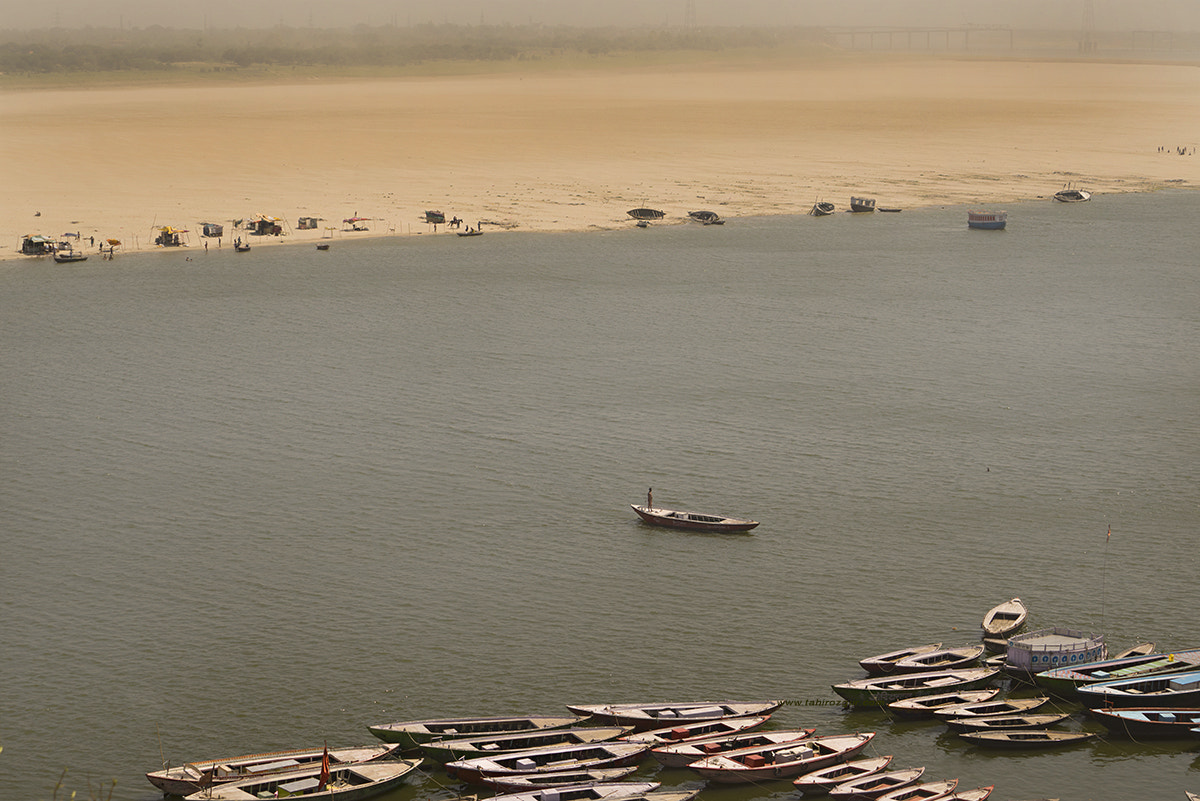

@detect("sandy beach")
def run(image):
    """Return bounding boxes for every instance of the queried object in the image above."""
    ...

[2,54,1198,259]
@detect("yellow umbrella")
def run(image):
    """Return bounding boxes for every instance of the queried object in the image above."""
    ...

[106,238,121,246]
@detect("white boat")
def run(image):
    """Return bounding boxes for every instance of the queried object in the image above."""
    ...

[566,699,779,728]
[367,714,585,748]
[981,598,1028,638]
[181,758,422,800]
[445,742,649,784]
[1054,184,1092,202]
[622,714,770,745]
[687,732,875,783]
[650,728,814,768]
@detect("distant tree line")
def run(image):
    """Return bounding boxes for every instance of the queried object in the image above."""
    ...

[0,24,830,74]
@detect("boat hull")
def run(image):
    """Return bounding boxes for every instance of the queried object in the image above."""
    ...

[146,745,403,796]
[833,669,998,707]
[1092,707,1200,739]
[630,505,758,533]
[367,715,584,748]
[957,730,1095,749]
[689,733,874,784]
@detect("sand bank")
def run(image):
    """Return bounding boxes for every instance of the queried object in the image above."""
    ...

[2,55,1198,260]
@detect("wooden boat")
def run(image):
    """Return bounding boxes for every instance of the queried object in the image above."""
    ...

[53,249,88,263]
[890,645,985,674]
[567,700,781,729]
[957,729,1096,749]
[878,207,902,213]
[687,732,875,784]
[932,696,1049,720]
[627,208,665,221]
[457,228,484,237]
[877,780,958,801]
[829,767,925,800]
[810,201,836,217]
[478,767,640,793]
[981,598,1027,638]
[650,729,814,768]
[1187,792,1200,801]
[1033,648,1200,697]
[147,744,404,796]
[793,755,893,796]
[630,504,758,533]
[849,197,876,213]
[943,788,993,801]
[1077,669,1200,708]
[688,210,722,224]
[1053,185,1092,202]
[967,211,1007,230]
[1091,707,1200,739]
[622,714,770,745]
[316,243,331,251]
[476,782,666,801]
[981,637,1008,655]
[180,758,422,800]
[445,742,649,784]
[832,668,999,707]
[944,712,1072,733]
[886,689,1000,719]
[419,726,631,763]
[367,714,585,748]
[1112,642,1156,659]
[859,643,944,676]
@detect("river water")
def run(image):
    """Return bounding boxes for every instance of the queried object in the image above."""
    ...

[2,193,1198,800]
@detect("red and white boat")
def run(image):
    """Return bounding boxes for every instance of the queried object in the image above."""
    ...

[687,732,875,783]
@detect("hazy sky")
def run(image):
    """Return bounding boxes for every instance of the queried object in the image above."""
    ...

[3,0,1199,31]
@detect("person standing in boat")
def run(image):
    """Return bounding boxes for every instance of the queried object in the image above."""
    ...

[647,487,653,509]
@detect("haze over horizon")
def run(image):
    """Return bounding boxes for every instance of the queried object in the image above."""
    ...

[4,0,1199,33]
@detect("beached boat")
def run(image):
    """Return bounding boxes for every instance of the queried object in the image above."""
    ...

[445,742,649,784]
[957,729,1095,749]
[566,700,780,729]
[981,598,1027,638]
[630,504,758,533]
[832,668,999,707]
[1053,185,1092,202]
[931,696,1049,721]
[457,227,484,237]
[1078,669,1200,708]
[1091,707,1200,739]
[425,210,446,224]
[687,732,875,784]
[793,755,893,796]
[180,758,422,801]
[147,745,404,796]
[478,767,640,793]
[627,208,665,221]
[886,689,1001,719]
[650,729,815,768]
[942,787,993,801]
[478,782,667,801]
[419,726,631,763]
[890,645,985,674]
[367,714,585,749]
[966,211,1007,230]
[622,714,770,746]
[829,767,926,800]
[876,779,958,801]
[688,210,723,225]
[859,643,943,676]
[1033,648,1200,697]
[810,201,836,217]
[849,197,876,213]
[878,207,903,213]
[944,712,1072,733]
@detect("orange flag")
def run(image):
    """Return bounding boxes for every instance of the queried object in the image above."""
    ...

[318,742,330,790]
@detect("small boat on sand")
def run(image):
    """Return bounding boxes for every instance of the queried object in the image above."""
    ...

[877,779,958,801]
[146,744,404,796]
[479,767,640,793]
[622,714,770,745]
[832,668,999,707]
[859,643,943,676]
[567,700,781,730]
[687,732,875,784]
[810,201,835,216]
[688,210,723,224]
[794,755,893,796]
[981,598,1028,638]
[180,758,422,800]
[446,742,649,784]
[1053,184,1092,202]
[829,767,926,800]
[419,726,631,763]
[944,712,1072,733]
[627,208,665,221]
[650,729,814,768]
[886,689,1001,719]
[957,729,1095,749]
[367,714,585,748]
[849,197,876,213]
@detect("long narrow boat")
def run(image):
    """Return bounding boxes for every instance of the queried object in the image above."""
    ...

[146,744,404,796]
[367,714,585,748]
[478,767,640,793]
[981,598,1027,639]
[859,644,944,676]
[565,700,781,730]
[890,645,985,674]
[957,729,1096,749]
[829,767,926,800]
[687,732,875,784]
[1091,707,1200,739]
[1077,669,1200,709]
[650,729,815,768]
[629,504,759,533]
[445,742,649,784]
[1033,648,1200,697]
[932,696,1048,720]
[877,779,958,801]
[419,726,631,763]
[944,712,1072,733]
[793,755,893,796]
[478,782,666,801]
[181,759,422,801]
[622,715,770,745]
[886,690,1001,719]
[832,668,999,707]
